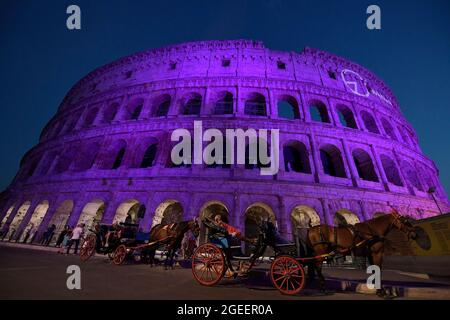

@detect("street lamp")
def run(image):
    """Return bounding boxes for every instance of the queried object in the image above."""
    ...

[427,187,443,214]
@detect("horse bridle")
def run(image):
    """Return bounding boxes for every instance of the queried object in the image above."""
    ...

[390,211,415,239]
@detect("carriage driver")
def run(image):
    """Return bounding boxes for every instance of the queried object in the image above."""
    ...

[203,214,256,275]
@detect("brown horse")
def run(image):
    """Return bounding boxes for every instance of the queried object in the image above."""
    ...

[307,210,417,296]
[145,219,200,269]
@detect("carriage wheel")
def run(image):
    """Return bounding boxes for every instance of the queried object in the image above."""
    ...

[192,244,226,286]
[113,245,128,265]
[270,255,305,295]
[80,235,96,261]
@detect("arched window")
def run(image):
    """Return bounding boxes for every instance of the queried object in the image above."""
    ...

[73,141,100,171]
[130,105,142,120]
[319,144,346,178]
[154,95,171,117]
[63,112,82,134]
[352,149,378,182]
[361,111,379,134]
[309,101,330,123]
[245,93,266,116]
[402,161,423,191]
[140,144,157,168]
[26,158,40,177]
[98,140,127,170]
[182,93,202,115]
[112,147,126,169]
[124,99,144,121]
[54,146,78,174]
[336,105,357,129]
[380,155,403,186]
[381,118,397,141]
[83,108,99,127]
[103,103,118,123]
[214,92,233,115]
[398,126,412,146]
[283,141,311,173]
[277,96,299,119]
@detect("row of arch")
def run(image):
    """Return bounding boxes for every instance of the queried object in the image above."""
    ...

[1,198,381,246]
[20,134,439,197]
[42,91,416,150]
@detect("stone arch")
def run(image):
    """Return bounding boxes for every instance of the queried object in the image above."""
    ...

[244,203,276,253]
[181,92,202,115]
[47,200,74,243]
[73,140,101,171]
[140,143,158,168]
[361,111,380,134]
[151,199,184,227]
[54,145,79,174]
[82,107,99,127]
[77,199,105,231]
[198,201,230,244]
[244,92,267,116]
[1,203,16,226]
[277,95,300,119]
[336,104,357,129]
[123,98,144,120]
[380,154,403,186]
[352,148,379,182]
[398,126,412,146]
[319,144,346,178]
[6,201,31,240]
[402,161,423,191]
[153,94,171,117]
[113,199,144,224]
[99,139,127,170]
[102,102,119,123]
[62,112,81,134]
[335,209,360,226]
[309,100,330,123]
[381,118,397,141]
[290,205,321,228]
[283,140,311,174]
[19,200,49,243]
[214,91,233,115]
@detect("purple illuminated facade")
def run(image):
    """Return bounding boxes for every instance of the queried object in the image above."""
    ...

[0,40,448,243]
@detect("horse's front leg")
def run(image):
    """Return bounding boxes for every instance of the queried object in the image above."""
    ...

[314,260,327,292]
[164,248,171,270]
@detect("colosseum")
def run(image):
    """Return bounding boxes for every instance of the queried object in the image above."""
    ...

[0,39,448,245]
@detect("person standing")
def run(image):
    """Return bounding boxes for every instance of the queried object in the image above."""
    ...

[56,225,70,247]
[66,223,85,255]
[22,224,34,243]
[44,224,56,246]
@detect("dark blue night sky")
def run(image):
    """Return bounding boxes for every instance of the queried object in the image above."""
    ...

[0,0,449,194]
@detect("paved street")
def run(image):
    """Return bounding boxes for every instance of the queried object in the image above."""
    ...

[1,246,449,300]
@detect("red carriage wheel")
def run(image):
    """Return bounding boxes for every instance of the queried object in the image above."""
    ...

[113,245,128,265]
[192,243,226,286]
[80,235,96,261]
[270,255,305,295]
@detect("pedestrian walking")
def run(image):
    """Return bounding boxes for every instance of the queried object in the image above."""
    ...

[66,223,85,255]
[57,228,72,254]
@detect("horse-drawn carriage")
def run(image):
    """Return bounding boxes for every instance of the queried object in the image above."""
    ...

[80,220,200,267]
[192,210,418,296]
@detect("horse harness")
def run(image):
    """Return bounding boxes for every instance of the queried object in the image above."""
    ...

[313,221,385,257]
